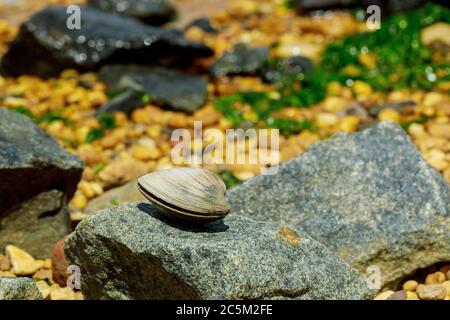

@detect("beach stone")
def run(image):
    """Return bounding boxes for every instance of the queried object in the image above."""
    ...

[0,276,42,300]
[1,6,212,78]
[87,0,176,25]
[0,190,71,258]
[417,284,447,300]
[52,236,70,287]
[210,44,269,77]
[99,65,208,113]
[5,245,41,276]
[65,202,375,300]
[96,90,145,116]
[227,121,450,288]
[0,108,83,215]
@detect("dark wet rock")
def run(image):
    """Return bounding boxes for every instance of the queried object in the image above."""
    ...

[368,101,417,117]
[0,108,83,216]
[65,202,375,300]
[210,45,269,77]
[227,122,450,289]
[96,90,145,116]
[85,179,144,214]
[0,190,71,259]
[0,276,42,300]
[186,17,218,33]
[1,6,213,78]
[261,56,314,83]
[87,0,176,25]
[99,65,207,113]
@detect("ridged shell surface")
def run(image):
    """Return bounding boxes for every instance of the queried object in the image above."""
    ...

[137,168,230,221]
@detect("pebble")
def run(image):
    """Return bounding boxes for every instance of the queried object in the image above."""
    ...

[417,284,447,300]
[6,245,41,276]
[0,271,15,277]
[36,280,51,300]
[374,290,394,300]
[402,280,419,291]
[442,280,450,296]
[49,285,77,300]
[378,108,400,123]
[51,236,69,287]
[0,254,10,271]
[386,290,407,300]
[33,269,53,282]
[425,271,446,284]
[406,291,419,300]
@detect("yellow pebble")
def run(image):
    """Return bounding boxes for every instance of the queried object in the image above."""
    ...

[130,145,162,161]
[406,291,419,300]
[426,271,446,284]
[378,108,400,123]
[323,97,347,113]
[338,116,360,132]
[407,123,426,138]
[353,80,373,96]
[70,194,87,209]
[423,92,444,108]
[442,280,450,296]
[146,124,162,139]
[316,113,338,129]
[78,181,96,199]
[374,290,394,300]
[326,81,343,96]
[403,280,419,291]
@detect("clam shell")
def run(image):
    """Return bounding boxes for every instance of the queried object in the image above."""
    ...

[137,168,230,221]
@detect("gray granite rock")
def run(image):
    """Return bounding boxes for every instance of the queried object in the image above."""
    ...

[1,6,212,78]
[0,276,42,300]
[65,202,375,300]
[99,65,207,113]
[0,190,71,258]
[0,108,83,215]
[87,0,176,25]
[227,122,450,288]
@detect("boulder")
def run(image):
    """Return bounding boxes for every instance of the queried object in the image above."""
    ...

[227,122,450,288]
[65,202,375,300]
[0,108,83,216]
[0,276,42,300]
[1,6,213,78]
[99,65,208,113]
[87,0,176,25]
